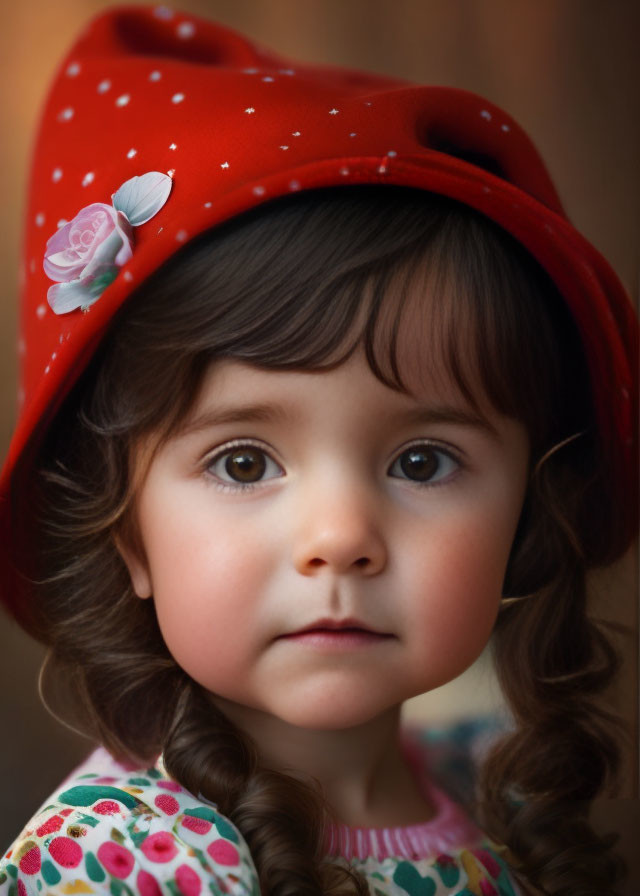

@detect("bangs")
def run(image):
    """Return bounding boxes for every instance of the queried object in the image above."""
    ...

[95,185,591,462]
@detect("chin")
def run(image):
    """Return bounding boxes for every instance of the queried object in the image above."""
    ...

[273,695,397,731]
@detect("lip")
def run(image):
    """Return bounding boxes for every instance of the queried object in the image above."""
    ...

[280,617,391,637]
[280,629,393,649]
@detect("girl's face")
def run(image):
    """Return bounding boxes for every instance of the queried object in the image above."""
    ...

[119,318,530,732]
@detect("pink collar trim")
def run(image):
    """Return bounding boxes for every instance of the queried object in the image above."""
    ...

[322,725,483,861]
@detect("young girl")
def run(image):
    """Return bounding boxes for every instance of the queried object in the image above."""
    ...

[0,6,637,896]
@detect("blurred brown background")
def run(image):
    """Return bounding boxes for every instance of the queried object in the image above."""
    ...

[1,0,638,872]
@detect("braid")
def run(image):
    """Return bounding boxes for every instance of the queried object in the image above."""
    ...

[162,678,370,896]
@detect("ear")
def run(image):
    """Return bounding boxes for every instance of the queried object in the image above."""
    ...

[113,532,153,599]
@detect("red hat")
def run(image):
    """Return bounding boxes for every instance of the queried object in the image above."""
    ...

[2,4,637,620]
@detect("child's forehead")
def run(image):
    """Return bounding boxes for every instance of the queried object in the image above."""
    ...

[191,334,487,425]
[199,346,456,399]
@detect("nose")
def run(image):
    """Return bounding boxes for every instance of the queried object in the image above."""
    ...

[291,478,387,577]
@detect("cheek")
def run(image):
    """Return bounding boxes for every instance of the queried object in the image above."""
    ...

[407,502,517,593]
[142,485,274,595]
[440,518,516,590]
[400,514,516,670]
[140,498,275,682]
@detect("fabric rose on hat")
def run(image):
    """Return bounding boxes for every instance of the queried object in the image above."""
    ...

[43,171,173,314]
[44,204,134,314]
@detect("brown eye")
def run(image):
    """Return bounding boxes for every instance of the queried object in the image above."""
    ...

[389,444,458,485]
[207,443,283,487]
[224,447,266,482]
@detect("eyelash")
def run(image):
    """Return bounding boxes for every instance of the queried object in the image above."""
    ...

[203,438,464,494]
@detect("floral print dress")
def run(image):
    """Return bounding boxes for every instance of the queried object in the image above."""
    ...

[0,716,523,896]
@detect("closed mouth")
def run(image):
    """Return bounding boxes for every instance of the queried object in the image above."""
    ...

[279,616,393,639]
[283,627,393,638]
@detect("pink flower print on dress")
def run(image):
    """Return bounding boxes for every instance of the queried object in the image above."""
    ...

[44,171,172,314]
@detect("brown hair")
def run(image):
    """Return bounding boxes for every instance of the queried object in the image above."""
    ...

[24,185,630,895]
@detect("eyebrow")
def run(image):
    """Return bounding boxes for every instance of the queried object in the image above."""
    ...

[178,401,500,441]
